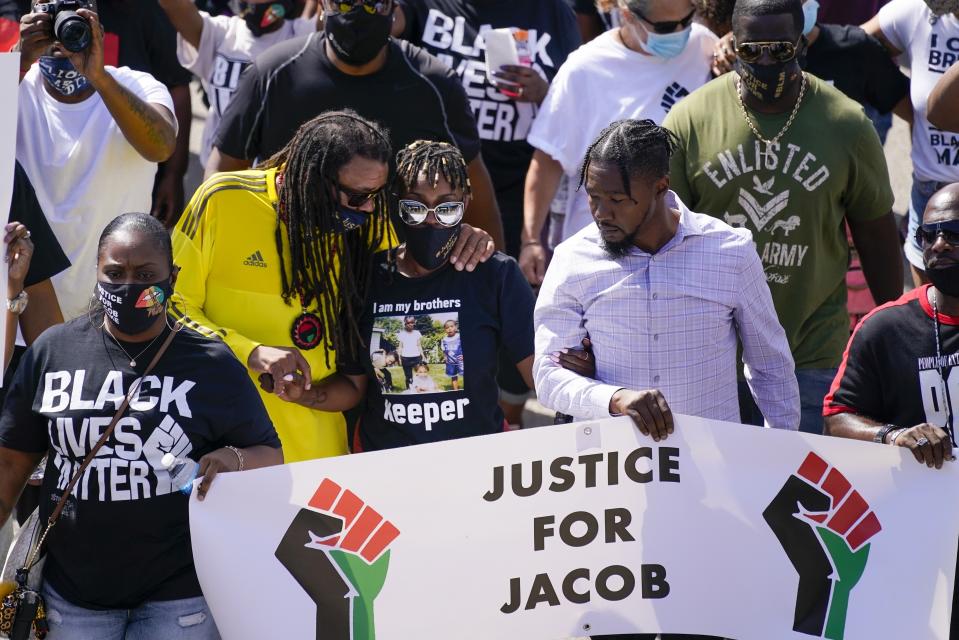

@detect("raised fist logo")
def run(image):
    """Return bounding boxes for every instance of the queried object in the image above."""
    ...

[143,415,194,494]
[275,478,400,640]
[764,452,882,640]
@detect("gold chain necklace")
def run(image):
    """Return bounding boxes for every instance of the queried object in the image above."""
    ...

[736,72,807,148]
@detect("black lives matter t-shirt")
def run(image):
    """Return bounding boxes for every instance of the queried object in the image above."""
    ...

[349,251,534,450]
[824,286,959,431]
[400,0,580,253]
[214,32,481,164]
[0,319,279,609]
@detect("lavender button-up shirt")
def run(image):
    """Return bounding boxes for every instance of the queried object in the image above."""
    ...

[533,191,800,429]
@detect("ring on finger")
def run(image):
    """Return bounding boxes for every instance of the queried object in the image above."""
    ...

[915,437,930,448]
[23,231,30,239]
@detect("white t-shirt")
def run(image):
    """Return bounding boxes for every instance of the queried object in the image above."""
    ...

[528,25,715,240]
[396,329,423,357]
[177,13,316,165]
[879,0,959,183]
[16,65,175,320]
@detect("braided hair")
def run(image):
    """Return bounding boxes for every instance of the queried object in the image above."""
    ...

[395,140,471,197]
[258,109,392,365]
[578,119,677,198]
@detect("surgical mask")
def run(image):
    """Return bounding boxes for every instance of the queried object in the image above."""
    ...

[96,279,173,335]
[927,264,959,297]
[404,223,461,270]
[325,6,392,65]
[38,55,89,96]
[737,57,800,102]
[924,0,959,17]
[241,1,291,36]
[639,25,691,59]
[802,0,819,36]
[333,205,370,233]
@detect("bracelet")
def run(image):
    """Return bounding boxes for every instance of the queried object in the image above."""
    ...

[874,423,898,444]
[521,240,541,247]
[888,428,908,446]
[224,445,244,472]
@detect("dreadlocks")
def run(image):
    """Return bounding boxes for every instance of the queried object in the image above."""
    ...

[259,109,392,365]
[395,140,472,197]
[578,119,677,198]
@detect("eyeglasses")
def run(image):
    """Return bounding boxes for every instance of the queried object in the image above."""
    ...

[398,200,465,227]
[629,6,695,34]
[337,183,383,208]
[916,220,959,247]
[734,39,802,63]
[325,0,392,15]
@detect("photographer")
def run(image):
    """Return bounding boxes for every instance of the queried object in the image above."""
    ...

[15,2,177,321]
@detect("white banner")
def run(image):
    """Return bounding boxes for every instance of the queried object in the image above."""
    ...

[191,415,959,640]
[0,52,18,379]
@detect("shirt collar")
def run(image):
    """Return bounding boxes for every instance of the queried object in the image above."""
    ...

[631,190,703,256]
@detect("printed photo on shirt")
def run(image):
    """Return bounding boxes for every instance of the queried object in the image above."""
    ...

[370,312,465,394]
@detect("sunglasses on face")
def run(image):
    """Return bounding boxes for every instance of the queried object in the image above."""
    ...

[916,220,959,247]
[629,6,695,34]
[734,39,801,63]
[336,183,383,208]
[398,199,465,227]
[325,0,391,15]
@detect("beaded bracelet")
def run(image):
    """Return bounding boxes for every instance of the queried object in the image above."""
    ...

[224,445,244,472]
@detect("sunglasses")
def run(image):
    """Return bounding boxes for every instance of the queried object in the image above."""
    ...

[326,0,392,15]
[337,183,383,208]
[916,220,959,246]
[630,7,695,34]
[398,200,465,227]
[734,39,801,63]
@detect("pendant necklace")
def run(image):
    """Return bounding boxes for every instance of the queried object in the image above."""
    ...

[931,291,958,446]
[736,71,807,148]
[105,328,164,368]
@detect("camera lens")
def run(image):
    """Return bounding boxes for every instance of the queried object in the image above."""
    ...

[54,11,92,53]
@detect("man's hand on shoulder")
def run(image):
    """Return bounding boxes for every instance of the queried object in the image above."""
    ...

[610,388,674,443]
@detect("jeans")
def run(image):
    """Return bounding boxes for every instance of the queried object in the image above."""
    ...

[738,368,838,434]
[863,104,892,146]
[905,177,951,269]
[400,355,421,388]
[42,583,220,640]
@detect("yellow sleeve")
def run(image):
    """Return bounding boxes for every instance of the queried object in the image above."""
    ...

[169,188,262,367]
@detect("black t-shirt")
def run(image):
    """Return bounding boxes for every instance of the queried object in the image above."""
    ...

[10,161,70,288]
[214,33,481,164]
[825,286,959,430]
[399,0,580,241]
[804,24,909,114]
[0,319,279,609]
[571,0,617,31]
[347,250,534,450]
[97,0,191,87]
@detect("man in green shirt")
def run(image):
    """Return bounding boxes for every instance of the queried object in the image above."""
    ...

[663,0,902,435]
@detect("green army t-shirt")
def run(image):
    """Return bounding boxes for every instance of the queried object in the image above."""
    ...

[664,72,893,369]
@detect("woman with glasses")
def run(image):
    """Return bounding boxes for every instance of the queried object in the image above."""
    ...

[171,112,495,463]
[277,140,535,450]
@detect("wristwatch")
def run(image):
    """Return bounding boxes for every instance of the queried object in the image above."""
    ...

[7,290,28,315]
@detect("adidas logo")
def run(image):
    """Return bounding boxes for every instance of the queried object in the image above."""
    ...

[243,250,267,268]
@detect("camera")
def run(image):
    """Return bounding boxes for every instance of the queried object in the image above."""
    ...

[35,0,94,53]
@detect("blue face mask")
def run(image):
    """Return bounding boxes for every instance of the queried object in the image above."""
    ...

[333,205,370,233]
[38,56,89,96]
[802,0,819,36]
[640,25,692,59]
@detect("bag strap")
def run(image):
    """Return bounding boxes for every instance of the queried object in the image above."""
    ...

[23,324,181,570]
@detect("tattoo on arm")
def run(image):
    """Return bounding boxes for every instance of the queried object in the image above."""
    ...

[114,80,177,153]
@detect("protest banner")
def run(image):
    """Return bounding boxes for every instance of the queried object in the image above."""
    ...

[190,415,959,639]
[0,52,18,379]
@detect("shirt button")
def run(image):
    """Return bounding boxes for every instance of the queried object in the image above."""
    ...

[652,293,659,300]
[653,334,659,341]
[653,374,660,383]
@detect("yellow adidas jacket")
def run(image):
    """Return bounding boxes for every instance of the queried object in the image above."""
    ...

[170,168,388,462]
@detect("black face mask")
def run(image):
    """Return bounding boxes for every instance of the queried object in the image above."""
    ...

[241,1,292,36]
[927,264,959,298]
[737,58,801,103]
[404,224,461,270]
[325,7,391,66]
[96,280,173,335]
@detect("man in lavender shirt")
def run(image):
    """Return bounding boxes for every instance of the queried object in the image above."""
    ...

[534,119,800,441]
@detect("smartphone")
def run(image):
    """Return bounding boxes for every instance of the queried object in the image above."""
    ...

[484,28,521,96]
